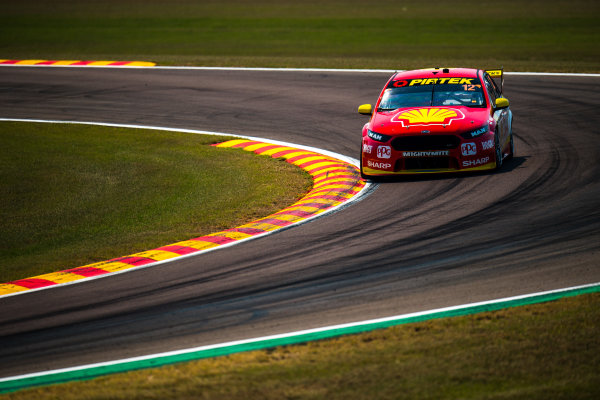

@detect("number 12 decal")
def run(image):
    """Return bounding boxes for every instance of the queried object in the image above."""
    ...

[462,84,482,91]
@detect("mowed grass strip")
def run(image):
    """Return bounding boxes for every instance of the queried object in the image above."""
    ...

[6,293,599,399]
[0,122,311,282]
[1,0,598,72]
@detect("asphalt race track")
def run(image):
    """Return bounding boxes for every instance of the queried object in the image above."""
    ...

[0,67,599,377]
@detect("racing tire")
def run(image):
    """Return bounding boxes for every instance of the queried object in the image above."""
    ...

[506,130,515,161]
[360,152,371,180]
[507,115,515,160]
[494,130,503,171]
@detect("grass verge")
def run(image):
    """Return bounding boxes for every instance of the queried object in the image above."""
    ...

[1,0,599,73]
[0,122,311,282]
[5,292,599,399]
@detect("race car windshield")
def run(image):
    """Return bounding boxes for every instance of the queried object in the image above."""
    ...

[378,80,486,110]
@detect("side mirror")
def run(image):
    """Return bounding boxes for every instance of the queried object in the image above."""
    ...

[358,104,373,115]
[495,98,510,109]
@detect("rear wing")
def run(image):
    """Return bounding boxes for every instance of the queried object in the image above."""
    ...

[485,68,504,94]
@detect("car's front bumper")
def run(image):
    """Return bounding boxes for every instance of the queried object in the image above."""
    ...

[361,133,497,176]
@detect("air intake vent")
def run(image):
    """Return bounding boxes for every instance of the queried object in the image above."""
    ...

[403,157,452,170]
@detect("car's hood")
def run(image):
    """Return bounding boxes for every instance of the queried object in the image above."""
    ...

[370,106,490,135]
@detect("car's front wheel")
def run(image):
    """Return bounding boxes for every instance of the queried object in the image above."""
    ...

[360,152,371,180]
[507,130,515,161]
[494,130,503,171]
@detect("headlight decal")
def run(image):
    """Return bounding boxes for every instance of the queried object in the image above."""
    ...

[460,126,488,139]
[367,130,392,142]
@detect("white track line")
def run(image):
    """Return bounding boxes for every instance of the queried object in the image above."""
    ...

[0,281,598,387]
[0,118,374,299]
[1,63,599,76]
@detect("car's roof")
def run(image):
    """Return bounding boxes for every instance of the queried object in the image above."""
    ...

[391,68,480,81]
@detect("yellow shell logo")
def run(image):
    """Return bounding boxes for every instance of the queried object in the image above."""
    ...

[394,108,464,126]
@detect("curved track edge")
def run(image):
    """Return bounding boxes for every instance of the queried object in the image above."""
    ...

[0,119,373,298]
[1,282,597,393]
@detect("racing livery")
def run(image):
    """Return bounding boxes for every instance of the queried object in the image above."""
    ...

[358,68,513,178]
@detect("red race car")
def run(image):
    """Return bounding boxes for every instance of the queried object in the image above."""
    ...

[358,68,513,178]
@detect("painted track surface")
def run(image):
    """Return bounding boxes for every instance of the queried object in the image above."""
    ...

[0,67,599,377]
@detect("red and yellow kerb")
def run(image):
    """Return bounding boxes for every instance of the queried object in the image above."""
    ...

[0,140,366,296]
[0,59,155,67]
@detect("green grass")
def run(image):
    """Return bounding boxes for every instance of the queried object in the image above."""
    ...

[1,0,599,72]
[1,1,598,396]
[5,293,599,399]
[0,122,311,282]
